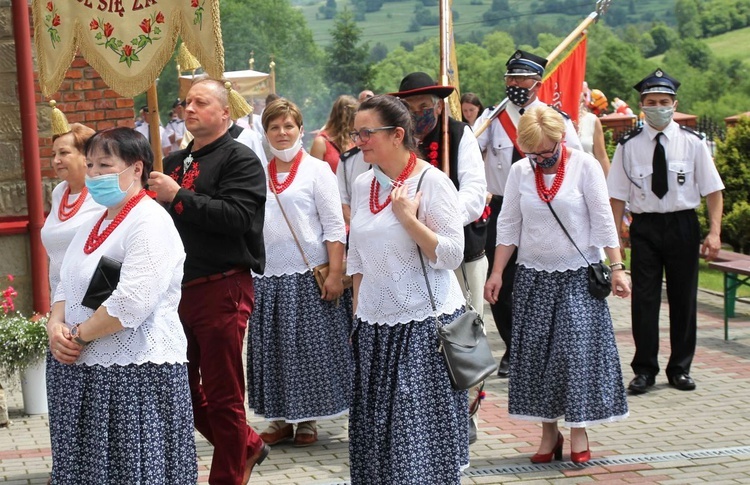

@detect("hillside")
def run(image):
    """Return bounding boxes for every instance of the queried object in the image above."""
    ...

[703,26,750,65]
[294,0,677,51]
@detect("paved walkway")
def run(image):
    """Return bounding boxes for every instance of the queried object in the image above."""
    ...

[2,289,749,484]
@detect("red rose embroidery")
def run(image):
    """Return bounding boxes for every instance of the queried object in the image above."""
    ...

[51,14,61,27]
[123,45,133,57]
[103,22,114,38]
[139,18,151,34]
[174,201,184,215]
[191,0,199,7]
[89,19,99,30]
[169,165,181,182]
[46,2,53,11]
[155,12,165,24]
[181,162,200,191]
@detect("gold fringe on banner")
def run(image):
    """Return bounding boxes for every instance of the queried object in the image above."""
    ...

[225,81,252,121]
[49,100,70,136]
[177,43,201,71]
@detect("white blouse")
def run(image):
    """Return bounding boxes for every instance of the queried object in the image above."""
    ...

[256,153,347,277]
[496,149,619,272]
[348,167,465,326]
[41,181,103,299]
[55,197,188,367]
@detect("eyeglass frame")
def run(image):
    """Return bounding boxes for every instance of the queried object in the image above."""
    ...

[525,142,559,159]
[349,126,396,143]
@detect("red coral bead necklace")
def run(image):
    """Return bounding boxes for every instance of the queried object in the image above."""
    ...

[268,150,304,194]
[83,189,147,254]
[535,145,567,203]
[58,185,88,221]
[370,151,417,214]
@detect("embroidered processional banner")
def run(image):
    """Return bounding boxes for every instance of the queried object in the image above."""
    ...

[537,34,588,124]
[32,0,224,97]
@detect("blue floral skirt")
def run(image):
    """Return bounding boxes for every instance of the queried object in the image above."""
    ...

[46,353,197,484]
[349,308,469,485]
[509,265,629,426]
[247,271,353,422]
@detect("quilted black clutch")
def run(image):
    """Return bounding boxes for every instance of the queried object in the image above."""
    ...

[81,256,122,310]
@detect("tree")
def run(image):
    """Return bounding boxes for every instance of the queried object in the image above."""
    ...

[483,0,512,26]
[319,0,337,20]
[325,8,372,98]
[649,23,678,57]
[714,116,750,253]
[220,0,328,127]
[675,0,702,37]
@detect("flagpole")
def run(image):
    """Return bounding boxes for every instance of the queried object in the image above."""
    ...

[474,0,611,137]
[438,0,450,176]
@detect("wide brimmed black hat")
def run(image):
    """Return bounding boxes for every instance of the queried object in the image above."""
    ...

[389,72,455,99]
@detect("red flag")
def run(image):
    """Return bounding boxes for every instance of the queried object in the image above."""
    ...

[538,34,587,124]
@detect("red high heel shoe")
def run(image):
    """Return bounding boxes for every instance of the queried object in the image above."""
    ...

[530,432,564,464]
[571,430,590,464]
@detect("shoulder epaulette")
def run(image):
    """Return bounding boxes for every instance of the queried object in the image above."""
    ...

[548,104,571,120]
[680,125,705,139]
[340,146,361,163]
[618,127,643,145]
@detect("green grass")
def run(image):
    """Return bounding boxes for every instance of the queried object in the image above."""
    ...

[703,26,750,65]
[620,248,750,298]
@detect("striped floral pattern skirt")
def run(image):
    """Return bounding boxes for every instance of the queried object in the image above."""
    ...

[247,271,353,422]
[349,308,469,484]
[46,354,197,484]
[509,265,629,426]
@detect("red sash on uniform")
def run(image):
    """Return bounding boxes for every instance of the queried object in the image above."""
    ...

[498,110,525,158]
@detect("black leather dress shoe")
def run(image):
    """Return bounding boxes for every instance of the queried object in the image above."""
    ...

[668,373,696,391]
[628,374,655,394]
[497,353,510,378]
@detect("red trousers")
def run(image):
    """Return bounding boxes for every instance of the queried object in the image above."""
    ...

[179,271,263,485]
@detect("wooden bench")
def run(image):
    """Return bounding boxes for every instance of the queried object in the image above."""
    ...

[708,255,750,340]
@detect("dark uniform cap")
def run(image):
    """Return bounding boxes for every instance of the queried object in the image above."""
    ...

[505,50,547,77]
[389,72,455,99]
[172,98,186,108]
[633,68,680,96]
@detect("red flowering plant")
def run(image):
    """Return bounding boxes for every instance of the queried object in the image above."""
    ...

[0,275,49,377]
[91,10,165,67]
[43,2,61,48]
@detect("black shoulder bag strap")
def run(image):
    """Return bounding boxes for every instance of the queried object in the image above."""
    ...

[545,201,591,267]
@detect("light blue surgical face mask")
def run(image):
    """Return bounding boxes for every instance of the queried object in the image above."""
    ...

[372,165,393,188]
[85,165,135,207]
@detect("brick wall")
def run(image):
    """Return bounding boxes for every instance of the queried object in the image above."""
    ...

[35,56,136,181]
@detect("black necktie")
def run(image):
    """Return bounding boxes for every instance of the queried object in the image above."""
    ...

[652,132,668,199]
[519,108,525,115]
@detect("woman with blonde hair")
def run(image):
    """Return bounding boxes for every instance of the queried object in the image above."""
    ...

[310,94,358,172]
[41,106,102,299]
[485,105,629,465]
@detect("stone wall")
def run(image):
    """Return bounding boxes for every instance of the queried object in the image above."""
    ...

[0,1,135,314]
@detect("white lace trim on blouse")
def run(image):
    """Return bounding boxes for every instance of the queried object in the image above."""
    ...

[55,198,188,367]
[257,154,347,277]
[496,150,619,272]
[348,167,466,325]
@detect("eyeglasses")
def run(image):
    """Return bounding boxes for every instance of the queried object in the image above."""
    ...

[525,142,559,158]
[349,126,395,143]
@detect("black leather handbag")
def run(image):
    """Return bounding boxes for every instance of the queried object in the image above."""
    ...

[415,170,498,390]
[81,256,122,310]
[546,201,612,300]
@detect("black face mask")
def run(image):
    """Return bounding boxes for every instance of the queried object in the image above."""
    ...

[506,85,534,107]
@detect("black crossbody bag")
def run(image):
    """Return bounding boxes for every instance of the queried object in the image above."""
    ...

[545,201,612,300]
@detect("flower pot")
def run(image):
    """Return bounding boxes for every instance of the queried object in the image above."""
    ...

[20,357,48,415]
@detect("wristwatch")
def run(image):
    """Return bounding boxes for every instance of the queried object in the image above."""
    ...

[70,324,91,346]
[609,262,626,271]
